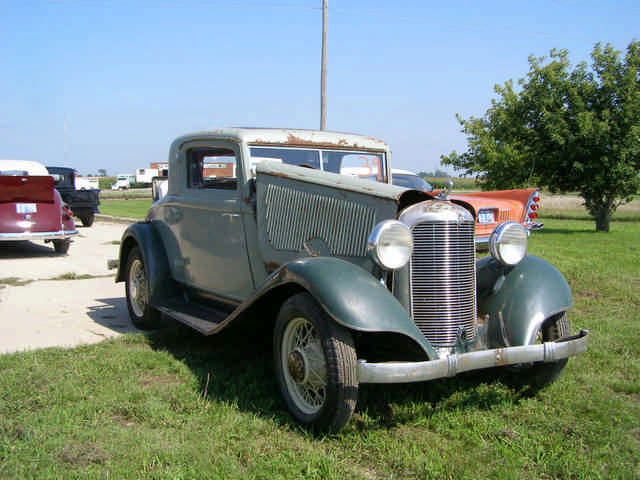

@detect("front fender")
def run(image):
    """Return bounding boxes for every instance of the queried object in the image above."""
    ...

[477,255,572,347]
[254,257,438,359]
[115,221,175,304]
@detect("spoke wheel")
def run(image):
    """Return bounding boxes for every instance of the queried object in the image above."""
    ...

[281,316,328,415]
[274,293,358,432]
[125,247,160,330]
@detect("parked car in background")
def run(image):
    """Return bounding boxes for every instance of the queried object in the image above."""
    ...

[0,160,77,253]
[75,176,99,190]
[391,170,543,247]
[46,166,100,227]
[151,169,169,202]
[115,128,588,432]
[135,168,159,185]
[111,174,135,190]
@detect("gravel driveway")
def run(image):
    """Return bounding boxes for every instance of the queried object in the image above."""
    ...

[0,219,138,354]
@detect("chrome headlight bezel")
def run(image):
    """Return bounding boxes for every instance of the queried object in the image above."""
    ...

[367,220,413,270]
[489,221,528,266]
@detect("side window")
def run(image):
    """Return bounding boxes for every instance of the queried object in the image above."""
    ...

[187,148,238,190]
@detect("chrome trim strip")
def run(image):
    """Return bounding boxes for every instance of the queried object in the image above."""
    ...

[357,329,589,383]
[0,229,78,241]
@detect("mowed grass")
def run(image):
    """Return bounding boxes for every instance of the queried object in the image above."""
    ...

[99,198,153,219]
[1,225,639,478]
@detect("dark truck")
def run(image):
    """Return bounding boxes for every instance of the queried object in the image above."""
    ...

[46,167,100,227]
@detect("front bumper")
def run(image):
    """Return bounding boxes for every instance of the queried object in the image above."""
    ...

[0,229,79,242]
[358,329,589,384]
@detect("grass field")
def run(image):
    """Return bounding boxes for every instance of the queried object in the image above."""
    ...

[2,214,639,477]
[99,198,153,219]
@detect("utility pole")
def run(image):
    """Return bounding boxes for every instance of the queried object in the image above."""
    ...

[320,0,328,130]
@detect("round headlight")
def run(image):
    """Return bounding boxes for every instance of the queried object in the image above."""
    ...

[489,222,528,266]
[367,220,413,270]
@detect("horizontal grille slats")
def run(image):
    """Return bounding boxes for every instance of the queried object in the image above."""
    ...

[410,220,477,348]
[264,183,376,256]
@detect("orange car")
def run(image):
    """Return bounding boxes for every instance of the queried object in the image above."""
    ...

[391,170,542,247]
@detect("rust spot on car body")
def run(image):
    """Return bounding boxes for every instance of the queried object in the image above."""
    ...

[250,134,386,152]
[265,262,281,274]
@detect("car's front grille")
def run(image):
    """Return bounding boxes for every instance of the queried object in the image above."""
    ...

[409,219,477,349]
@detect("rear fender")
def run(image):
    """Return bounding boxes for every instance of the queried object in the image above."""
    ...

[477,255,572,347]
[116,222,176,304]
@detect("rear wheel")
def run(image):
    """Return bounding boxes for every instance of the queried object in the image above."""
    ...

[506,312,571,389]
[273,293,358,432]
[79,212,94,227]
[53,239,71,254]
[125,246,161,330]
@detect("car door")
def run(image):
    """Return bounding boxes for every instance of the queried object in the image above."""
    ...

[175,144,255,301]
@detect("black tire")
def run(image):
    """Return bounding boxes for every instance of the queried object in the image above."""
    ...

[505,312,571,390]
[273,293,358,432]
[124,246,161,330]
[80,212,95,227]
[53,239,71,254]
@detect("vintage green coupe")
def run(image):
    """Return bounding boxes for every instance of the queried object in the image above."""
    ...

[116,128,588,431]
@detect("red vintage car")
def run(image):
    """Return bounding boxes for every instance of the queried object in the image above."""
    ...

[0,160,78,253]
[391,170,543,247]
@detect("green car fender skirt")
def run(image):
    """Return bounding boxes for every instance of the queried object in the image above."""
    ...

[476,254,573,347]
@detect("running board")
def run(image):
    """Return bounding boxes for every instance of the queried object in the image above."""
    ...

[155,299,228,335]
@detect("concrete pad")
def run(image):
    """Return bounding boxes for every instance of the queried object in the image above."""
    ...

[0,219,138,354]
[0,276,137,354]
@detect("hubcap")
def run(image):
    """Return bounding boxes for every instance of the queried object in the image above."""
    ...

[287,350,306,383]
[281,317,327,415]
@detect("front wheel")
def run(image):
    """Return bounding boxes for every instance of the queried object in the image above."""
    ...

[124,246,161,330]
[273,293,358,432]
[505,312,571,390]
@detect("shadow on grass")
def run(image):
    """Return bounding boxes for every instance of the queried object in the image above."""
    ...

[536,226,595,235]
[144,319,532,433]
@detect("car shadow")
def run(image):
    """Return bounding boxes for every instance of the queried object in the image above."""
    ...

[0,240,60,258]
[536,226,594,235]
[86,297,138,334]
[143,319,530,433]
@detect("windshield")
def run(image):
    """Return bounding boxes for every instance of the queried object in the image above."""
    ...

[249,147,387,183]
[392,173,433,192]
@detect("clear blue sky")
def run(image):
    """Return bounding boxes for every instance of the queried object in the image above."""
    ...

[1,0,638,176]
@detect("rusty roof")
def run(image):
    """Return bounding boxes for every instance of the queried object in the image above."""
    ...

[173,128,389,151]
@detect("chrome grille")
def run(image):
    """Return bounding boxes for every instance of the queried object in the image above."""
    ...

[409,219,477,348]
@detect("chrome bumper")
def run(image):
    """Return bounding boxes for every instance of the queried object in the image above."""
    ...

[357,329,589,384]
[0,229,79,241]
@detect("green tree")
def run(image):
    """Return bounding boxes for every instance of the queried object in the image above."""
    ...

[442,41,640,232]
